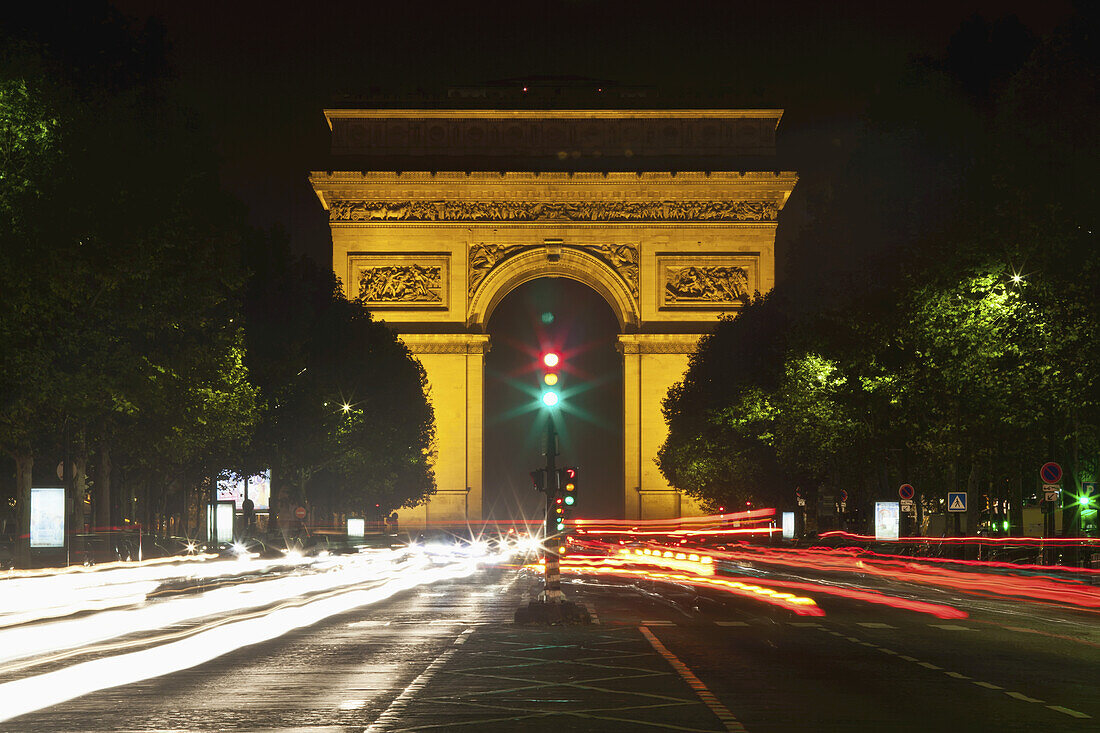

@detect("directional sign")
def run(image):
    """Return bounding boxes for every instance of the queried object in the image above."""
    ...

[900,499,916,514]
[1040,462,1063,485]
[898,483,915,500]
[1043,484,1061,502]
[947,492,967,512]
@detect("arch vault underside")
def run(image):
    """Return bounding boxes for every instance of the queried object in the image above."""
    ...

[311,109,797,525]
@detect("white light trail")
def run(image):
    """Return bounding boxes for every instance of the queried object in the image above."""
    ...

[0,550,414,667]
[0,555,487,723]
[0,553,311,629]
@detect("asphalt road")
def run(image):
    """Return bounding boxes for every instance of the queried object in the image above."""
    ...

[3,560,1097,732]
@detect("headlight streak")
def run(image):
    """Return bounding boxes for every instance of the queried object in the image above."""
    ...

[0,553,312,630]
[0,555,490,723]
[0,550,426,667]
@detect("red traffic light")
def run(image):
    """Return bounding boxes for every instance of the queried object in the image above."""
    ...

[542,352,559,368]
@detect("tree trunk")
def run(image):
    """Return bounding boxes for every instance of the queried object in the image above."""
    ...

[95,442,111,532]
[13,450,33,567]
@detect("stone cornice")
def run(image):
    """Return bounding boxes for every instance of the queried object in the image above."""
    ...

[311,171,799,211]
[398,333,491,354]
[312,171,798,184]
[616,334,704,355]
[325,108,784,127]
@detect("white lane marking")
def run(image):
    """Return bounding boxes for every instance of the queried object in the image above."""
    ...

[899,655,919,662]
[716,621,749,626]
[1047,705,1092,719]
[918,662,942,670]
[857,622,896,629]
[945,672,970,680]
[974,681,1003,690]
[640,626,747,733]
[789,622,820,628]
[1006,691,1044,703]
[641,620,676,626]
[929,624,974,631]
[365,627,473,732]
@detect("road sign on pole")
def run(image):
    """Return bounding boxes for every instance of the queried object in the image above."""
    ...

[1039,462,1063,485]
[1043,485,1061,502]
[898,483,915,500]
[947,492,967,512]
[294,506,307,520]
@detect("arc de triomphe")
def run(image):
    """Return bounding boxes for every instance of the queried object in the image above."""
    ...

[310,109,796,526]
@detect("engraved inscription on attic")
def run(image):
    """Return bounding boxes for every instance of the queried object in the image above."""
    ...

[358,265,443,304]
[329,200,778,223]
[468,242,639,299]
[664,266,750,305]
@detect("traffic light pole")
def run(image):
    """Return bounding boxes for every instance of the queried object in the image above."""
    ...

[543,414,563,604]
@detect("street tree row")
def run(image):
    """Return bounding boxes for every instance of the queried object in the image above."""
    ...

[659,14,1099,534]
[0,5,435,563]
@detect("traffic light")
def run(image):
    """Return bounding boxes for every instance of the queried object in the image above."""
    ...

[556,467,577,532]
[553,496,565,531]
[540,351,561,407]
[560,467,577,506]
[530,468,547,492]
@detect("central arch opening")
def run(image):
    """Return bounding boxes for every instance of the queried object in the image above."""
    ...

[484,278,623,522]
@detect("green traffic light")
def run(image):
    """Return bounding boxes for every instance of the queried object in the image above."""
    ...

[564,495,574,505]
[556,521,565,531]
[542,391,559,407]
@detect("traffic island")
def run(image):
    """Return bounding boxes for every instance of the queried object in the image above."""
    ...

[513,599,592,625]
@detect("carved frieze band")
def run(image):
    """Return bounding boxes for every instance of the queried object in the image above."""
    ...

[468,242,638,299]
[329,200,778,223]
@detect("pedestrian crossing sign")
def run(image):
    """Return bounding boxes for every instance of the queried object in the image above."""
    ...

[947,492,967,512]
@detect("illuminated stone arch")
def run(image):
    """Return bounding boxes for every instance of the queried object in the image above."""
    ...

[311,108,797,526]
[468,246,640,333]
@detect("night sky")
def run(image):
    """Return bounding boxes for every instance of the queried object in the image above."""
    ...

[96,1,1077,517]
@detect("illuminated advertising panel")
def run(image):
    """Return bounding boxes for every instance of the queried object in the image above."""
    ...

[875,502,900,541]
[347,517,365,538]
[206,501,235,544]
[30,488,66,548]
[217,470,271,511]
[781,511,795,540]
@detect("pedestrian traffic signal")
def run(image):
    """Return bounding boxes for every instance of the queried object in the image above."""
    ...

[530,468,547,492]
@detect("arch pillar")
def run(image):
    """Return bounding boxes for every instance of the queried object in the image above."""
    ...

[392,333,490,530]
[617,334,707,520]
